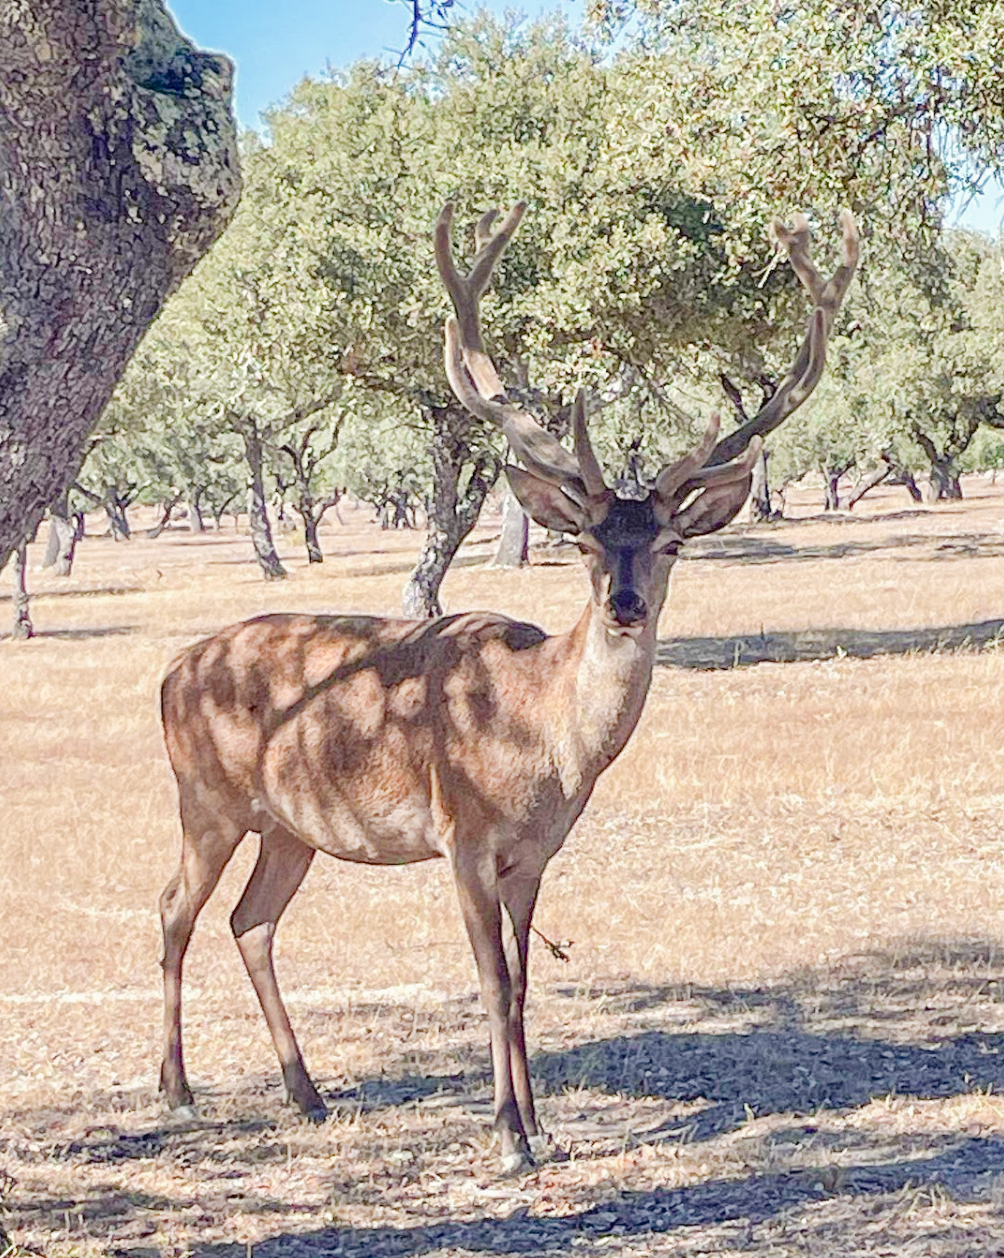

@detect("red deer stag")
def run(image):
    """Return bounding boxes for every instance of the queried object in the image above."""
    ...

[159,202,858,1173]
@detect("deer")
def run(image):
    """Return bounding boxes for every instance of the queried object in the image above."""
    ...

[158,201,859,1174]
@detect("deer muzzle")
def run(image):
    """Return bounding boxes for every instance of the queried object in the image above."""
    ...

[606,588,648,629]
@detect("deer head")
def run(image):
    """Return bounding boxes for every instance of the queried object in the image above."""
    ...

[435,202,858,635]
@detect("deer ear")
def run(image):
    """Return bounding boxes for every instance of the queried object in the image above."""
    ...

[673,478,752,537]
[505,466,587,535]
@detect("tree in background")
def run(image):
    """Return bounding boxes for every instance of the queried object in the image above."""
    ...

[81,4,1004,603]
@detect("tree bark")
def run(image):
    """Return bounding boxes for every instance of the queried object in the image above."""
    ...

[12,543,33,639]
[302,512,323,564]
[847,459,891,508]
[493,486,529,567]
[241,421,287,580]
[0,1,241,573]
[104,489,132,541]
[747,448,775,522]
[822,460,853,511]
[913,421,978,503]
[925,458,963,502]
[186,491,205,533]
[402,406,500,618]
[892,470,923,502]
[146,493,181,537]
[41,493,78,575]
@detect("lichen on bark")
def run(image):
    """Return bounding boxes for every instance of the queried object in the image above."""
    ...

[0,0,242,571]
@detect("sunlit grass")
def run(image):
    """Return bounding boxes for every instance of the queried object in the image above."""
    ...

[2,477,1004,1255]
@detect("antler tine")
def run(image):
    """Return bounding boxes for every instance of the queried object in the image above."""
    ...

[571,389,609,497]
[673,438,764,534]
[436,201,597,498]
[773,208,859,328]
[706,210,859,468]
[443,318,584,489]
[654,413,721,501]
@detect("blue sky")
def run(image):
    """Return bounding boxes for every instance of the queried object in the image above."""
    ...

[168,0,1001,236]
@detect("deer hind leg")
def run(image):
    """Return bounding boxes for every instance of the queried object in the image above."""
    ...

[229,822,324,1120]
[452,847,533,1175]
[159,797,245,1113]
[499,867,543,1145]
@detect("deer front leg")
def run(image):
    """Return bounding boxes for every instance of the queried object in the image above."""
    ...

[499,866,542,1143]
[451,847,533,1175]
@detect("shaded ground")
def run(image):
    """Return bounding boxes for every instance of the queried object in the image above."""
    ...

[6,942,1004,1256]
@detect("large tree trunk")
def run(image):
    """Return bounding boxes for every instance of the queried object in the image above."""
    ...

[493,487,529,567]
[241,421,286,581]
[925,458,963,502]
[402,407,500,618]
[0,2,241,573]
[11,543,33,640]
[914,423,977,504]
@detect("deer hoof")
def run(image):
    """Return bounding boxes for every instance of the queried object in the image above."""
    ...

[529,1133,568,1163]
[167,1103,199,1122]
[499,1147,535,1177]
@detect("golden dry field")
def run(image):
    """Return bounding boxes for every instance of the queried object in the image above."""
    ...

[2,479,1004,1257]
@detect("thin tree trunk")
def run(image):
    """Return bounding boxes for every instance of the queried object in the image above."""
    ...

[0,3,240,573]
[105,491,132,541]
[823,460,855,511]
[302,512,323,564]
[747,448,773,522]
[42,493,78,575]
[146,494,181,538]
[493,487,529,567]
[187,491,205,533]
[12,543,33,640]
[847,459,891,509]
[242,422,286,581]
[402,407,499,618]
[893,472,923,502]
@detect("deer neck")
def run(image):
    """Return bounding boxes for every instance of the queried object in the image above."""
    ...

[547,600,658,798]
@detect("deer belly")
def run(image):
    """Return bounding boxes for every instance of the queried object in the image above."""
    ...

[258,737,442,864]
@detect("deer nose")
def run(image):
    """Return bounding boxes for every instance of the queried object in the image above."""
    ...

[607,589,648,627]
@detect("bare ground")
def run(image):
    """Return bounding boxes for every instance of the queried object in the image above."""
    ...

[2,479,1004,1256]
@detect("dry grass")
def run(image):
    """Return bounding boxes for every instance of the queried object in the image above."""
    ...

[2,479,1004,1256]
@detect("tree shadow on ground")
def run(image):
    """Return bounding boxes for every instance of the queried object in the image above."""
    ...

[185,1136,1004,1258]
[686,527,1004,568]
[657,617,1004,669]
[0,584,144,603]
[11,939,1004,1256]
[0,625,137,642]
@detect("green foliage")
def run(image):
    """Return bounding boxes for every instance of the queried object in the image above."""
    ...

[94,5,1004,526]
